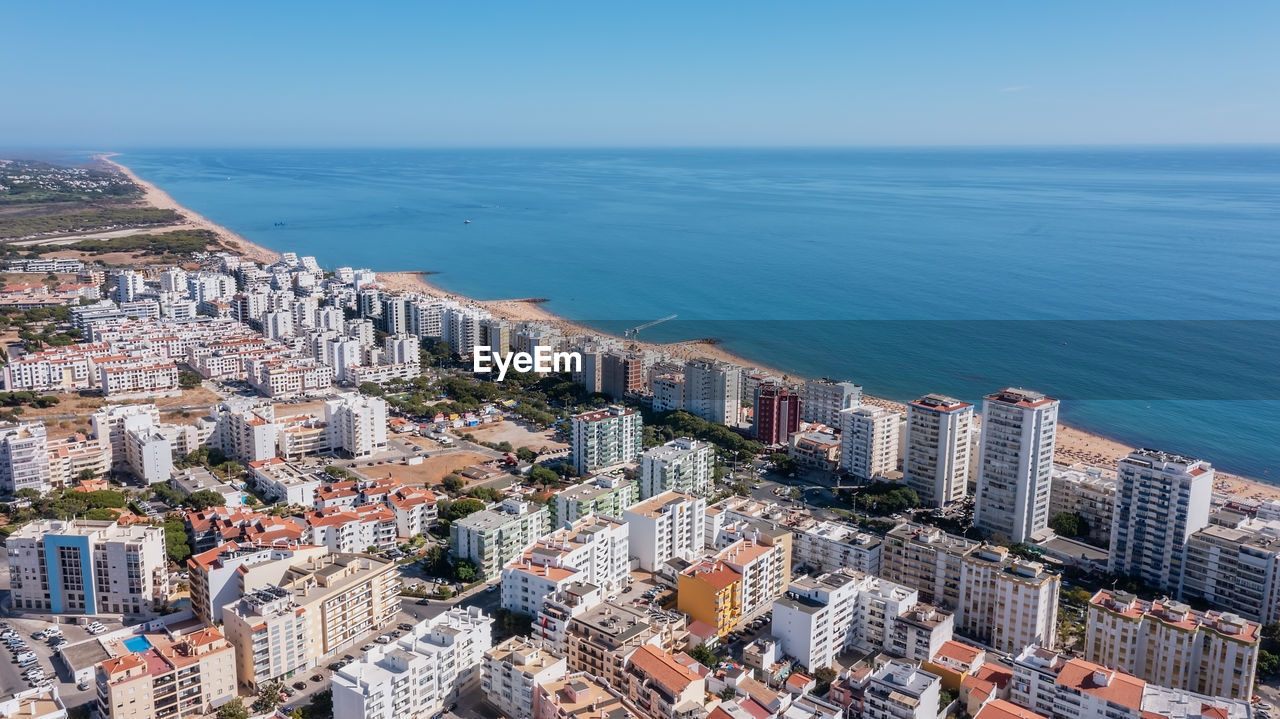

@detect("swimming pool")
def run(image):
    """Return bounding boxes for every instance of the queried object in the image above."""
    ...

[122,636,152,652]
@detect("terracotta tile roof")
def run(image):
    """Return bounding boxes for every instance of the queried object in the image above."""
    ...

[628,644,700,695]
[935,640,984,665]
[100,653,146,676]
[975,699,1050,719]
[1055,658,1144,711]
[682,560,741,591]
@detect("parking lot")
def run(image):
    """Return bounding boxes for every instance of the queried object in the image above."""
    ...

[0,613,116,711]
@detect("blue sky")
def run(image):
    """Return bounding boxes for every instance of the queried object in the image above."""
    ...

[2,2,1277,147]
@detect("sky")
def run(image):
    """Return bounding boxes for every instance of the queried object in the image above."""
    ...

[2,1,1277,148]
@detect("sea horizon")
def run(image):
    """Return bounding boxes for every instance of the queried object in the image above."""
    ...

[112,146,1280,481]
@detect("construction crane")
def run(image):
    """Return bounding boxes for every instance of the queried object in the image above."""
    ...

[624,314,677,340]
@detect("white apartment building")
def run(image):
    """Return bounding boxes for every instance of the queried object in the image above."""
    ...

[482,636,568,719]
[383,333,420,364]
[451,499,551,579]
[122,414,174,484]
[839,406,900,481]
[207,401,278,463]
[442,305,488,357]
[1182,516,1280,624]
[652,373,685,412]
[790,519,883,575]
[98,358,179,397]
[304,505,398,554]
[7,519,168,615]
[571,406,643,474]
[957,545,1060,654]
[973,388,1059,543]
[682,358,742,425]
[802,378,862,427]
[1010,646,1250,719]
[333,607,493,719]
[222,553,401,690]
[865,661,941,719]
[623,491,707,572]
[903,394,973,508]
[245,357,334,398]
[46,433,112,489]
[1108,448,1214,593]
[325,392,388,458]
[501,516,630,617]
[187,542,330,625]
[720,536,789,618]
[387,486,439,539]
[187,272,236,304]
[321,336,365,381]
[1085,590,1259,700]
[250,457,322,506]
[0,422,51,494]
[881,523,980,610]
[640,437,714,499]
[92,404,161,470]
[1048,467,1115,546]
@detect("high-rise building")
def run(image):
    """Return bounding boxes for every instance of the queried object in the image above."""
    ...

[973,388,1059,543]
[1047,467,1115,547]
[682,358,742,425]
[8,519,169,615]
[379,295,408,334]
[956,545,1060,654]
[550,469,640,529]
[186,542,329,625]
[483,637,568,719]
[881,523,979,609]
[839,406,900,482]
[333,608,493,719]
[1182,516,1280,625]
[652,373,685,412]
[324,392,388,458]
[903,394,973,508]
[570,406,643,474]
[601,351,644,399]
[1085,590,1259,700]
[1108,449,1214,592]
[640,437,714,499]
[564,601,689,691]
[790,519,883,575]
[624,491,707,572]
[221,553,401,690]
[802,378,862,427]
[451,499,550,579]
[753,384,802,446]
[0,421,51,494]
[500,516,630,617]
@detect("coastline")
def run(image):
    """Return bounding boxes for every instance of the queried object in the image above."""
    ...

[103,157,1280,505]
[95,153,281,266]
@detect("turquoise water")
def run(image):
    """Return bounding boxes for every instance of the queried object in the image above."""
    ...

[119,148,1280,479]
[122,635,152,652]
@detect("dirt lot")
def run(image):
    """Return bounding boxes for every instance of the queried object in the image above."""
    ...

[353,450,494,488]
[14,386,221,422]
[462,420,567,452]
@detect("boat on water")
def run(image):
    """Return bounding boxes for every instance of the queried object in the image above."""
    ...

[464,219,471,224]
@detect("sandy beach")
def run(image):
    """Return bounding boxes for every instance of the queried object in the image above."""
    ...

[101,158,1280,505]
[95,154,281,266]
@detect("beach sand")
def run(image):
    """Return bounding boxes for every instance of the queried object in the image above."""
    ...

[101,160,1280,505]
[96,154,281,266]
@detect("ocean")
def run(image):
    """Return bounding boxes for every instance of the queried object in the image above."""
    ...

[117,147,1280,480]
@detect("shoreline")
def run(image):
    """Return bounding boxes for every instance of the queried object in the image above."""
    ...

[101,157,1280,504]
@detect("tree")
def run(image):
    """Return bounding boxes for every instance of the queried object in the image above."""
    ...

[15,488,43,502]
[688,643,718,668]
[185,489,227,510]
[718,686,737,701]
[445,498,485,521]
[357,381,385,397]
[769,452,796,475]
[85,508,118,521]
[442,474,465,494]
[1259,649,1280,678]
[454,559,477,583]
[813,666,838,696]
[1050,512,1088,538]
[217,698,249,719]
[323,465,353,480]
[516,447,537,463]
[162,520,191,563]
[529,465,560,487]
[309,689,333,718]
[254,681,285,712]
[178,370,204,389]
